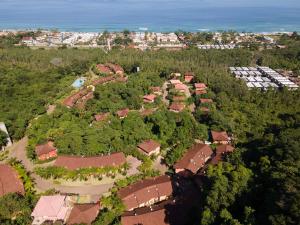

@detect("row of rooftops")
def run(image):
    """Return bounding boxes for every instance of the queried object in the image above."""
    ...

[230,66,299,90]
[197,44,236,49]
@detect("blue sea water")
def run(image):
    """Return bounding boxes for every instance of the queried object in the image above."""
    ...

[0,1,300,32]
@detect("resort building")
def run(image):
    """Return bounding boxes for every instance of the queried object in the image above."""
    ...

[174,144,213,174]
[184,72,194,83]
[67,203,100,225]
[94,112,110,122]
[31,195,72,225]
[211,131,230,145]
[54,152,126,170]
[116,108,130,119]
[194,83,207,95]
[169,103,185,113]
[35,141,58,161]
[117,175,173,211]
[137,139,161,155]
[0,164,25,197]
[143,94,156,103]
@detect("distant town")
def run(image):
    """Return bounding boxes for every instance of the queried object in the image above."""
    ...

[0,29,290,50]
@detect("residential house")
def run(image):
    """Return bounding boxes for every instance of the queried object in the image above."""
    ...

[96,64,112,75]
[169,79,182,85]
[35,141,58,161]
[169,103,185,113]
[106,63,124,76]
[194,83,207,95]
[94,112,110,122]
[31,195,72,225]
[138,139,161,155]
[149,86,162,95]
[21,36,34,45]
[184,72,194,83]
[63,88,93,108]
[174,144,213,174]
[116,108,130,119]
[0,164,25,197]
[210,145,234,165]
[117,175,173,211]
[54,152,126,170]
[174,83,188,93]
[211,131,230,145]
[143,94,156,103]
[92,75,115,86]
[67,203,100,225]
[199,98,213,104]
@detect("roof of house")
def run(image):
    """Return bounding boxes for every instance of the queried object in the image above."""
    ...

[184,72,195,77]
[96,64,112,74]
[116,108,130,118]
[211,131,229,142]
[195,89,207,95]
[199,107,210,112]
[117,175,172,210]
[169,79,182,85]
[138,140,160,154]
[94,112,110,122]
[199,98,213,103]
[35,142,57,157]
[0,164,25,197]
[92,75,115,86]
[67,203,100,225]
[216,145,234,154]
[106,63,124,73]
[140,108,156,116]
[31,195,69,219]
[63,89,93,108]
[172,96,186,102]
[194,83,207,89]
[143,94,156,102]
[169,103,185,112]
[174,144,213,173]
[174,83,188,91]
[54,152,126,170]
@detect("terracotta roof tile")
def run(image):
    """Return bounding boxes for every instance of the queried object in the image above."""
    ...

[35,142,57,157]
[138,140,160,154]
[67,203,100,225]
[0,164,25,197]
[211,131,229,142]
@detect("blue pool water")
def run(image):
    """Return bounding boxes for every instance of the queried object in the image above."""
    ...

[0,1,300,32]
[72,77,86,88]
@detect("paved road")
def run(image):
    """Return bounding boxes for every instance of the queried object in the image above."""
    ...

[7,137,131,195]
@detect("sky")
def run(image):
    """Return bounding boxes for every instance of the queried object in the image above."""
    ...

[0,0,300,8]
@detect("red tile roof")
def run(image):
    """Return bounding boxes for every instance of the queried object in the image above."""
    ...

[54,153,126,170]
[169,103,185,112]
[116,108,130,118]
[194,83,207,89]
[143,94,156,102]
[67,203,100,225]
[118,175,172,211]
[211,131,229,142]
[105,63,124,74]
[172,96,186,102]
[0,164,25,197]
[96,64,112,74]
[94,112,110,122]
[35,142,57,157]
[138,140,160,154]
[199,98,213,104]
[174,83,187,91]
[184,72,195,77]
[216,145,234,154]
[92,75,115,86]
[174,144,213,173]
[63,89,93,108]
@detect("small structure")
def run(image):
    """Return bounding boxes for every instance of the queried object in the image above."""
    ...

[149,86,162,95]
[138,139,161,155]
[184,72,194,83]
[174,83,188,93]
[116,108,130,119]
[0,122,12,150]
[143,94,156,103]
[211,131,230,145]
[199,98,213,104]
[96,64,112,74]
[31,195,72,225]
[169,79,182,85]
[94,112,110,122]
[67,203,100,225]
[106,63,124,76]
[169,103,185,113]
[0,164,25,197]
[118,175,173,211]
[216,144,234,155]
[194,83,207,95]
[35,142,58,161]
[174,144,213,174]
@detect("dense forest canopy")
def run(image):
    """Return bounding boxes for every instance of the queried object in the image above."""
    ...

[0,33,299,225]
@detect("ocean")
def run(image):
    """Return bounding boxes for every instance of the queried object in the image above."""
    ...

[0,1,300,32]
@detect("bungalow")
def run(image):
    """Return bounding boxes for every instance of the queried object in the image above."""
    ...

[149,86,162,95]
[184,72,194,83]
[106,63,124,76]
[67,203,100,225]
[94,112,110,122]
[174,144,213,174]
[174,83,188,93]
[0,164,25,197]
[138,139,161,155]
[117,175,173,211]
[211,131,230,145]
[116,108,130,119]
[199,98,213,104]
[54,152,126,170]
[143,94,156,103]
[169,103,185,113]
[21,36,34,45]
[35,141,58,161]
[31,195,72,225]
[194,83,207,95]
[96,64,112,75]
[216,145,234,155]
